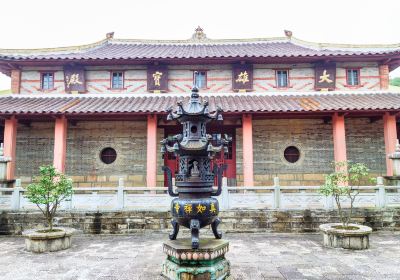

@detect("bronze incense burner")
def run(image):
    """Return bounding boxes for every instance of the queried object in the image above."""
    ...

[161,86,230,249]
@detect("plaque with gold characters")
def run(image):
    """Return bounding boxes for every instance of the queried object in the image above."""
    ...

[64,66,86,93]
[315,63,336,91]
[147,65,168,92]
[232,64,253,92]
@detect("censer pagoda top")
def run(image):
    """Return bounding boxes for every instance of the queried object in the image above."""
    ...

[166,86,223,122]
[162,86,228,157]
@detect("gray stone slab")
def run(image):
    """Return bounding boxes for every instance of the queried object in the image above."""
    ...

[0,232,400,279]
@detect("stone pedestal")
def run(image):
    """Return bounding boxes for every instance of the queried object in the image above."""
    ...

[23,227,75,253]
[319,223,372,250]
[162,239,230,280]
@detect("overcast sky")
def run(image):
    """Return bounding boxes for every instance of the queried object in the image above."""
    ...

[1,0,399,90]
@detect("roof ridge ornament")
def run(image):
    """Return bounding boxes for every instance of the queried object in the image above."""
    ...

[190,26,209,41]
[106,32,115,39]
[284,30,293,40]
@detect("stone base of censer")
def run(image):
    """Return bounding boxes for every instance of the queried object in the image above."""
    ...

[161,238,230,280]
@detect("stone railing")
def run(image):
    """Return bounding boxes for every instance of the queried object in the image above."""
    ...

[0,177,399,211]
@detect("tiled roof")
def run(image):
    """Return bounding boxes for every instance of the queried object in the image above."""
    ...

[1,35,399,61]
[0,92,399,115]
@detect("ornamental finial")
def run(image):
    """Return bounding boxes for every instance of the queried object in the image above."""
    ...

[191,26,207,41]
[284,30,293,39]
[106,32,114,39]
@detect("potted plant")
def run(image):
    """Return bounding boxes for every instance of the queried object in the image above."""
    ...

[23,165,74,253]
[319,161,374,250]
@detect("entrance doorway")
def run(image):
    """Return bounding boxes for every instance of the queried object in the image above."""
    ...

[164,126,237,186]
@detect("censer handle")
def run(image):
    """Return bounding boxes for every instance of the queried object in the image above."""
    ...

[211,164,226,196]
[162,166,178,197]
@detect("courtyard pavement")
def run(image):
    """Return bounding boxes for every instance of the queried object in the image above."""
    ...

[0,232,399,280]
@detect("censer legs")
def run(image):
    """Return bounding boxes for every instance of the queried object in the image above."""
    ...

[190,219,200,249]
[169,219,179,240]
[211,217,222,239]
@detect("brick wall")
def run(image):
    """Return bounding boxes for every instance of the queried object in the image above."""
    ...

[65,121,148,187]
[235,118,386,186]
[345,118,386,173]
[1,208,399,235]
[10,69,21,94]
[379,65,389,90]
[251,119,334,186]
[14,120,165,187]
[18,62,382,94]
[236,127,243,184]
[12,118,386,188]
[15,122,54,181]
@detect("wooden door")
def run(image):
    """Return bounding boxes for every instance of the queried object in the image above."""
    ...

[209,129,236,185]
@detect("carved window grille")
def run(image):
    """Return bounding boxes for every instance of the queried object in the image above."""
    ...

[284,146,300,163]
[100,147,117,164]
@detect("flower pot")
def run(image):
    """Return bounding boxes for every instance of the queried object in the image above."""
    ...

[23,227,75,253]
[319,223,372,250]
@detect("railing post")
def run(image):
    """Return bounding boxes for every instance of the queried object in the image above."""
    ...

[376,176,386,208]
[11,178,21,211]
[117,177,125,210]
[221,177,229,210]
[172,177,177,194]
[324,195,335,210]
[273,177,280,209]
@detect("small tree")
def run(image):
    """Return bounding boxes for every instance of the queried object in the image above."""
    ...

[320,161,374,228]
[26,165,73,231]
[390,77,400,87]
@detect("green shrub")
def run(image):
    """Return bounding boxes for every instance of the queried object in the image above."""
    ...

[390,77,400,87]
[26,165,73,231]
[320,161,375,227]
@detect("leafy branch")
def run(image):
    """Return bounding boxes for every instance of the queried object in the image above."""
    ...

[320,161,374,227]
[26,165,73,231]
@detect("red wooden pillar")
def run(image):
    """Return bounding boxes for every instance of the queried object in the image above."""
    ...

[53,116,68,172]
[242,114,254,186]
[383,112,397,176]
[4,116,17,180]
[332,113,347,164]
[146,115,158,188]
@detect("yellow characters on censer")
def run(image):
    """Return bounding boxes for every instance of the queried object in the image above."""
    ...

[174,203,180,214]
[178,203,217,215]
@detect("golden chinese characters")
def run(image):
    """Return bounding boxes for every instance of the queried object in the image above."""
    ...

[319,70,333,83]
[184,204,193,214]
[235,71,249,84]
[153,71,163,86]
[174,203,180,213]
[209,202,217,214]
[196,204,206,214]
[65,74,83,88]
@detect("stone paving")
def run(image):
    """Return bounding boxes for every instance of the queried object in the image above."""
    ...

[0,232,400,279]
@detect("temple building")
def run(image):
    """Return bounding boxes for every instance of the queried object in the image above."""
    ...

[0,27,400,188]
